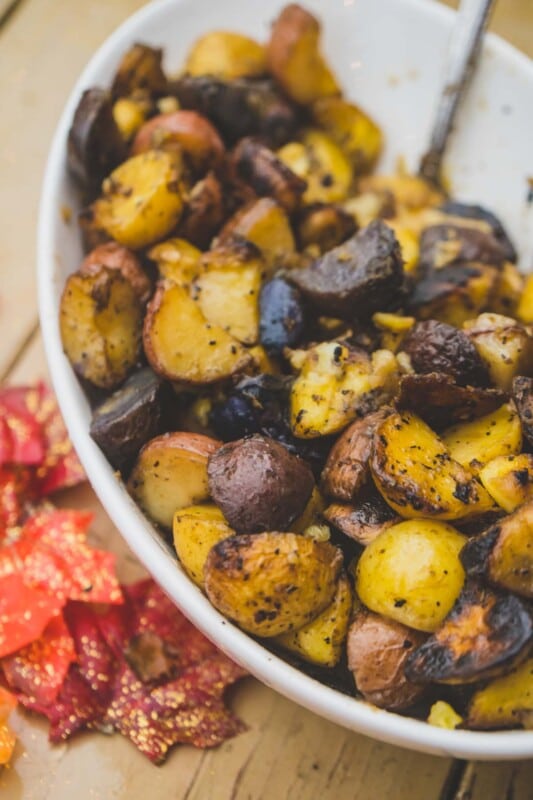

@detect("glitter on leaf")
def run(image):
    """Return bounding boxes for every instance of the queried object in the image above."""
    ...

[0,574,63,658]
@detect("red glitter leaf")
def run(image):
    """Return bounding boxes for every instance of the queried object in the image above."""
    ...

[63,603,116,698]
[0,574,63,658]
[2,613,75,705]
[0,387,45,466]
[0,466,36,537]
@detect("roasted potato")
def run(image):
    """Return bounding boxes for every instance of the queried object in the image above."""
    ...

[112,97,147,141]
[266,4,340,106]
[80,241,152,304]
[59,267,143,390]
[461,499,533,599]
[516,274,533,324]
[218,198,296,273]
[401,320,489,387]
[289,221,404,319]
[173,504,235,587]
[347,610,427,710]
[176,171,226,249]
[184,31,266,80]
[131,110,224,176]
[89,367,169,473]
[128,431,220,528]
[419,224,510,272]
[67,88,126,194]
[396,373,505,430]
[490,261,524,317]
[111,43,167,99]
[207,435,314,533]
[427,701,463,730]
[467,658,533,730]
[277,130,353,205]
[291,486,326,534]
[173,75,300,147]
[204,531,343,636]
[372,311,415,353]
[259,276,306,355]
[512,376,533,446]
[343,189,396,229]
[405,583,532,685]
[441,403,522,474]
[358,174,444,212]
[479,454,533,513]
[321,409,390,502]
[324,491,398,546]
[438,200,517,263]
[232,137,307,213]
[296,203,356,253]
[276,573,353,667]
[355,519,467,632]
[147,237,202,284]
[143,281,252,385]
[92,150,184,249]
[464,313,533,391]
[312,97,382,175]
[370,411,495,521]
[289,342,399,438]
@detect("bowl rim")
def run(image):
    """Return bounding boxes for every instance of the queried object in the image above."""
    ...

[38,0,533,760]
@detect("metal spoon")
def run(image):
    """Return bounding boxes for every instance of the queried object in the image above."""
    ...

[418,0,496,189]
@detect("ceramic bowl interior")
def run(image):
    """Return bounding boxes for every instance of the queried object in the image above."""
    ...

[38,0,533,759]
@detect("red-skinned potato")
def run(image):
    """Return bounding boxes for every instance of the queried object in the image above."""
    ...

[80,242,152,304]
[131,110,225,176]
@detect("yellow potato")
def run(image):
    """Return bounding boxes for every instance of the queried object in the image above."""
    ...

[355,519,467,632]
[185,31,266,79]
[278,130,353,204]
[148,238,202,284]
[219,198,295,274]
[292,487,326,534]
[92,150,184,249]
[464,313,533,391]
[479,453,533,512]
[192,261,262,345]
[112,97,147,141]
[516,274,533,324]
[441,403,522,474]
[467,658,533,729]
[173,504,234,587]
[312,96,382,174]
[427,701,463,730]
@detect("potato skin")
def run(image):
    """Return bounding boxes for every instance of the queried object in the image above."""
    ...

[177,171,226,249]
[347,610,427,710]
[207,435,314,533]
[296,203,356,253]
[401,320,489,387]
[324,492,398,547]
[111,43,167,99]
[512,376,533,447]
[232,137,307,213]
[419,223,510,272]
[464,313,533,391]
[184,31,267,80]
[355,520,467,632]
[80,242,152,304]
[204,532,343,636]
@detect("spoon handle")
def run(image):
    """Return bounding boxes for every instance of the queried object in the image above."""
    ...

[419,0,496,187]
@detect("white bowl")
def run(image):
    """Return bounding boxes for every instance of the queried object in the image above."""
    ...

[38,0,533,760]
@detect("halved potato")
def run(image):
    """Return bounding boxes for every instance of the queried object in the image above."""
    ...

[184,31,267,80]
[441,403,522,475]
[173,504,234,587]
[233,138,307,213]
[324,492,398,547]
[266,4,340,106]
[296,203,356,254]
[276,573,353,667]
[312,96,382,174]
[464,313,533,391]
[479,454,533,512]
[204,532,343,637]
[277,130,353,204]
[355,519,467,632]
[59,267,143,390]
[467,658,533,730]
[147,237,202,284]
[218,198,296,273]
[370,411,495,520]
[143,281,252,385]
[80,242,152,304]
[128,432,220,529]
[111,43,167,99]
[92,150,184,249]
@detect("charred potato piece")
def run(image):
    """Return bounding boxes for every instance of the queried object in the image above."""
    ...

[289,342,399,438]
[218,198,296,273]
[147,237,202,284]
[396,373,505,430]
[355,520,467,632]
[67,88,127,194]
[296,203,356,253]
[347,610,427,710]
[259,277,306,355]
[479,454,533,513]
[204,532,343,636]
[461,500,533,599]
[131,111,225,176]
[467,658,533,730]
[92,150,184,250]
[232,138,306,213]
[278,130,353,205]
[89,367,168,473]
[173,504,234,587]
[266,4,340,106]
[173,75,299,147]
[276,573,353,667]
[80,242,152,304]
[312,97,382,175]
[439,201,517,263]
[419,224,509,271]
[441,403,522,475]
[321,409,390,503]
[207,435,314,533]
[289,221,404,319]
[111,43,167,99]
[464,313,533,391]
[405,584,532,684]
[143,281,252,384]
[512,376,533,446]
[128,431,220,529]
[177,171,226,249]
[401,320,489,387]
[324,491,398,546]
[370,411,495,521]
[408,262,498,328]
[184,31,266,80]
[60,268,143,390]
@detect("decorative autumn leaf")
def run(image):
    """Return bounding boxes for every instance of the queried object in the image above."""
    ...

[0,686,17,766]
[0,574,63,658]
[0,387,46,466]
[0,466,35,538]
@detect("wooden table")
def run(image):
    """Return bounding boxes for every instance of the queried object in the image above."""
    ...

[0,1,531,797]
